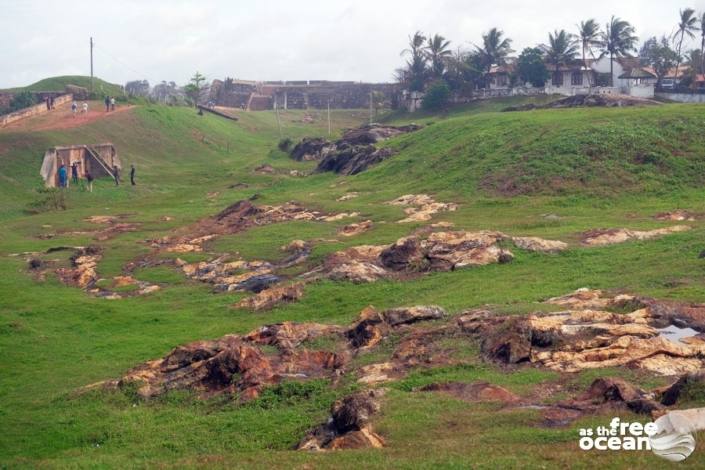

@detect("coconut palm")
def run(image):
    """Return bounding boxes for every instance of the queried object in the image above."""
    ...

[401,31,428,91]
[700,13,705,74]
[577,19,601,87]
[476,28,513,74]
[541,30,579,70]
[425,34,452,78]
[599,16,638,86]
[673,8,700,82]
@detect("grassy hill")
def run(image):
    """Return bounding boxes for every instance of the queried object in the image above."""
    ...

[2,99,705,468]
[3,75,125,97]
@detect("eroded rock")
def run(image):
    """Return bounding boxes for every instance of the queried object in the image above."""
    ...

[297,390,385,451]
[387,194,458,223]
[234,283,305,311]
[581,226,691,246]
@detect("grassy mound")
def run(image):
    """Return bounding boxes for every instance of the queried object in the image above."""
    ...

[3,75,125,97]
[371,103,705,197]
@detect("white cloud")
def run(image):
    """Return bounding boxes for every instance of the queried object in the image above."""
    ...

[0,0,703,88]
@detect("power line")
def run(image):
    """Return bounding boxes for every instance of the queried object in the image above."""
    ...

[93,42,153,82]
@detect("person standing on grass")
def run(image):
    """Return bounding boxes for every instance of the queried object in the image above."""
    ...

[82,102,88,114]
[110,97,116,111]
[49,96,54,109]
[113,165,120,186]
[58,164,67,188]
[104,96,110,112]
[45,97,50,110]
[71,101,78,117]
[85,171,94,192]
[71,162,79,185]
[130,164,136,186]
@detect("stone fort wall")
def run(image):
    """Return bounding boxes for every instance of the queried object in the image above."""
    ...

[209,79,398,111]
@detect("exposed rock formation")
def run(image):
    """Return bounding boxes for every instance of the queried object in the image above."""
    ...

[289,124,421,175]
[317,231,516,283]
[339,220,373,237]
[503,93,660,111]
[234,283,305,311]
[460,288,705,376]
[654,210,696,222]
[56,245,101,288]
[581,226,691,246]
[297,390,385,450]
[511,236,568,253]
[387,194,458,223]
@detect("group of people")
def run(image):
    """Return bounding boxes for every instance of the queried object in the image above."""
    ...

[56,163,136,191]
[70,101,89,116]
[104,96,116,112]
[44,96,55,110]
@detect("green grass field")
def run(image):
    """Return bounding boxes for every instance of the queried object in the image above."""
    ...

[2,95,705,468]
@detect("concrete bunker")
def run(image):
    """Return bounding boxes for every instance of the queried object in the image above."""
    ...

[40,143,121,187]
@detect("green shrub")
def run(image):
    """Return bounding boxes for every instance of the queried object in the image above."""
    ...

[421,81,451,111]
[26,187,66,213]
[278,137,293,151]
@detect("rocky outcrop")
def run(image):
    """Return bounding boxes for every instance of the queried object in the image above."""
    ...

[654,210,696,222]
[460,288,705,376]
[318,231,516,283]
[289,124,421,175]
[297,390,385,450]
[56,245,101,288]
[234,283,305,311]
[339,220,373,237]
[511,236,568,253]
[581,226,691,246]
[387,194,458,223]
[289,137,336,161]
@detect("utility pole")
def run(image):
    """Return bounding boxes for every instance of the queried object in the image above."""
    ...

[274,101,283,139]
[327,99,331,137]
[369,91,373,125]
[90,37,94,93]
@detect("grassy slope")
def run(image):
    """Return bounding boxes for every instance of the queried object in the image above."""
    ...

[2,75,125,97]
[2,100,705,468]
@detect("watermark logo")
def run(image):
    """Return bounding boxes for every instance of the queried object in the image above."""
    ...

[579,416,696,462]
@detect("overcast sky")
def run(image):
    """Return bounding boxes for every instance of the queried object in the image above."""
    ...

[2,0,704,88]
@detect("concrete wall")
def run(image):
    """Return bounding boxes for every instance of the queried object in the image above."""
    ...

[0,94,72,127]
[655,92,705,103]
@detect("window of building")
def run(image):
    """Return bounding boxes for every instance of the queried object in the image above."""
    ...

[571,72,583,86]
[552,71,563,87]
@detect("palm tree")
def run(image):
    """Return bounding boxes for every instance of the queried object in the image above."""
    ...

[476,28,513,74]
[577,19,601,88]
[599,16,638,86]
[541,30,578,70]
[700,13,705,74]
[425,34,452,78]
[673,8,700,83]
[401,31,428,91]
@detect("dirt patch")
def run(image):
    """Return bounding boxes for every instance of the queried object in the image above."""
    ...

[234,283,305,311]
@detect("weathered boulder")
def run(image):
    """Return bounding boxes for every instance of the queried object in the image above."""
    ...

[289,137,335,161]
[245,321,342,350]
[234,283,305,310]
[339,220,373,237]
[297,390,385,451]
